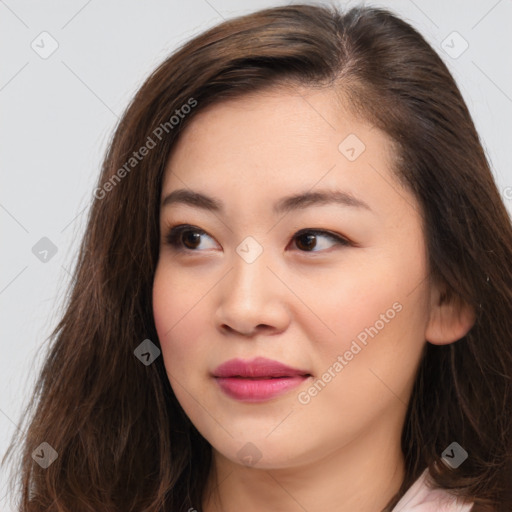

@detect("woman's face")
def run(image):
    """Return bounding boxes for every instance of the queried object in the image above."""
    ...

[152,86,436,469]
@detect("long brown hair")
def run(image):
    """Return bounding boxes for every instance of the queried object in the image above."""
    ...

[3,3,512,511]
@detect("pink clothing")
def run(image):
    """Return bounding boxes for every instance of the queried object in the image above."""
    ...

[392,468,474,512]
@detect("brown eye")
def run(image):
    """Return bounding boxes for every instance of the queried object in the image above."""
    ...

[180,229,202,249]
[295,233,317,251]
[164,225,351,254]
[292,229,350,252]
[165,225,217,251]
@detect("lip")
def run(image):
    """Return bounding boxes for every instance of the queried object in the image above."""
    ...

[212,357,312,403]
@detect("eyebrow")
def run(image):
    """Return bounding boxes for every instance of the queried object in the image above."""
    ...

[161,188,373,215]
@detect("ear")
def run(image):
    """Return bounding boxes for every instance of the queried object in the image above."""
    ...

[425,282,476,345]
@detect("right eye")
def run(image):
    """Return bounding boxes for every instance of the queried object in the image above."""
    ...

[164,224,218,252]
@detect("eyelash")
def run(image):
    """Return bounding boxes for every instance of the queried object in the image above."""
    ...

[164,224,351,254]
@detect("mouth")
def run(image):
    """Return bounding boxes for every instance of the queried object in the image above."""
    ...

[212,357,313,402]
[212,356,311,378]
[225,375,312,379]
[213,374,312,402]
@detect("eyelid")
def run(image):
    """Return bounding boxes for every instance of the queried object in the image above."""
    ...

[164,224,217,251]
[164,224,352,253]
[292,228,351,247]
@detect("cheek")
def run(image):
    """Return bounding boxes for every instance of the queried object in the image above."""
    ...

[295,284,424,442]
[152,265,208,376]
[301,263,402,352]
[303,247,428,379]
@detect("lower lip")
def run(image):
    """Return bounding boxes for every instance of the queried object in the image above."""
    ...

[214,375,310,402]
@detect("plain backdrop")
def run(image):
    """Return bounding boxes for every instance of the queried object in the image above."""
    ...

[1,0,511,509]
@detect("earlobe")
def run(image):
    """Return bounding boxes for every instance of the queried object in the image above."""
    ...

[425,285,477,345]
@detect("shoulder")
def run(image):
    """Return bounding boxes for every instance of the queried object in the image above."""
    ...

[391,468,474,512]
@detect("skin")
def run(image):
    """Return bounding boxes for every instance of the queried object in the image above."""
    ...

[152,85,475,512]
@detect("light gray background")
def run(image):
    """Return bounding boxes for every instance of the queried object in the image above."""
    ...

[1,0,511,509]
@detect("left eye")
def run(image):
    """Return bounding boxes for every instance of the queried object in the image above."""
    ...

[164,225,350,253]
[292,229,351,252]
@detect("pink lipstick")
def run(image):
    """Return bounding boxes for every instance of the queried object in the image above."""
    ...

[212,357,311,402]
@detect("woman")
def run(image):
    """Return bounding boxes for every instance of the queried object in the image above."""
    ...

[3,3,511,511]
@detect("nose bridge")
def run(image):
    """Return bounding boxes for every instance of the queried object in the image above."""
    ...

[229,234,271,302]
[215,234,288,334]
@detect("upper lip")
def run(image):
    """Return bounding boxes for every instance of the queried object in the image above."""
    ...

[212,357,311,378]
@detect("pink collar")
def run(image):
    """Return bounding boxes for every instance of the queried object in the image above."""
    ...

[391,468,474,512]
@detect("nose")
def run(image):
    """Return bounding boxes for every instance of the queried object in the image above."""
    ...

[214,247,290,337]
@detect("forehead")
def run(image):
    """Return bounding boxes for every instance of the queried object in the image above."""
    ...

[166,86,370,163]
[160,86,407,216]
